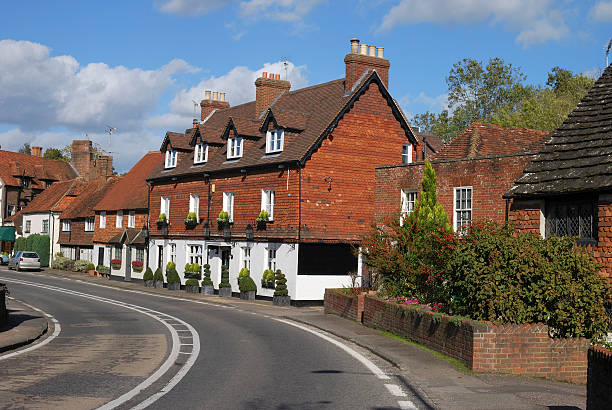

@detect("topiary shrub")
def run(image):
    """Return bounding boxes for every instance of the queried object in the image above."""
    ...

[153,267,164,282]
[219,266,231,288]
[143,267,154,281]
[185,278,199,286]
[274,269,288,296]
[238,267,250,285]
[86,262,95,271]
[239,275,257,292]
[184,263,201,279]
[166,264,181,284]
[261,269,275,289]
[201,264,213,286]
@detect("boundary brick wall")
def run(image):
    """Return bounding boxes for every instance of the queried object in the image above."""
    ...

[324,289,589,384]
[587,346,612,409]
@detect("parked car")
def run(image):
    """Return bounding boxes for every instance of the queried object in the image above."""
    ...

[8,251,41,271]
[0,254,9,265]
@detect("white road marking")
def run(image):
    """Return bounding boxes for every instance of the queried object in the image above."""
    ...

[398,400,418,410]
[385,384,407,397]
[0,277,200,410]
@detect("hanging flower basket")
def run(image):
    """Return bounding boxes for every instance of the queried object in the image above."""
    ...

[111,259,122,270]
[131,260,144,272]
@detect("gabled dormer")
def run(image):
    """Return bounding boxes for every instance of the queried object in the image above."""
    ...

[164,145,177,168]
[222,118,243,160]
[160,131,187,169]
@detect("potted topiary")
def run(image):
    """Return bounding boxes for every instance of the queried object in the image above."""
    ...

[143,267,154,287]
[153,267,164,288]
[87,262,96,277]
[184,263,202,280]
[256,210,269,230]
[185,278,199,293]
[111,258,122,270]
[131,260,144,273]
[217,211,230,229]
[261,269,275,289]
[239,273,257,301]
[166,262,181,290]
[185,212,198,229]
[157,213,168,235]
[237,267,250,286]
[273,269,290,306]
[218,265,232,297]
[201,264,214,295]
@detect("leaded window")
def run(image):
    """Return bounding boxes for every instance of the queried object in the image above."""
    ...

[545,199,597,245]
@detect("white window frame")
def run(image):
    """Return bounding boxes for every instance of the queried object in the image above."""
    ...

[42,219,49,234]
[85,217,95,232]
[189,194,200,222]
[400,189,417,224]
[223,192,234,222]
[453,186,473,233]
[62,220,71,232]
[266,129,284,153]
[136,248,144,263]
[25,220,31,233]
[227,137,243,159]
[266,247,277,271]
[187,244,203,265]
[168,243,176,263]
[128,211,135,228]
[194,143,208,164]
[116,210,123,228]
[241,246,251,270]
[161,197,170,219]
[165,149,177,168]
[100,212,106,228]
[402,143,413,164]
[261,189,275,221]
[114,245,122,260]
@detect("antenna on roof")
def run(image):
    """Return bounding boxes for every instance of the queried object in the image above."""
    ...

[105,125,117,152]
[607,39,612,67]
[192,99,199,119]
[281,56,289,80]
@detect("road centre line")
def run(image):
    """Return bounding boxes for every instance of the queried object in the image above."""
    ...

[0,277,200,410]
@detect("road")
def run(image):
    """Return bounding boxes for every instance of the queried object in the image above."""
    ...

[0,268,421,410]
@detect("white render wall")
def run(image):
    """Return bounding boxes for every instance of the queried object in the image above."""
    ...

[22,213,51,238]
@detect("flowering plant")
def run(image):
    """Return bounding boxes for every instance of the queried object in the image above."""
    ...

[131,260,144,272]
[110,258,122,269]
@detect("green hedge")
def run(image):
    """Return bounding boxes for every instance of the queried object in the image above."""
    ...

[14,234,50,266]
[14,237,26,252]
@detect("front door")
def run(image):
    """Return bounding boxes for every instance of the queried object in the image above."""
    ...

[158,245,163,270]
[221,247,230,269]
[125,246,131,280]
[98,247,104,267]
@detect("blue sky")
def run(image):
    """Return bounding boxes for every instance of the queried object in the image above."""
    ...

[1,0,611,172]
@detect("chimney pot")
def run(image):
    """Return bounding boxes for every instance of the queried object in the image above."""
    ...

[193,119,199,128]
[213,91,218,101]
[368,45,376,57]
[262,72,268,78]
[205,90,211,100]
[220,92,226,102]
[350,38,360,53]
[360,44,368,55]
[276,74,281,80]
[345,40,390,92]
[376,47,384,59]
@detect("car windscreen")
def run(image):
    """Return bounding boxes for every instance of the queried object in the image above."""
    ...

[22,252,39,258]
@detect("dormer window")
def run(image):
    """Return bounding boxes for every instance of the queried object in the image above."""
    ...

[194,143,208,164]
[165,149,177,168]
[227,137,243,159]
[266,129,284,153]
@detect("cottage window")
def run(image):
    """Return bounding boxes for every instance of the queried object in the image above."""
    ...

[400,190,417,224]
[42,219,49,234]
[21,177,31,188]
[187,244,203,265]
[545,199,597,245]
[161,197,170,219]
[62,220,71,232]
[136,248,144,263]
[7,205,16,216]
[261,189,275,221]
[114,245,122,260]
[128,211,135,228]
[168,243,176,263]
[116,210,123,228]
[194,143,208,164]
[85,217,95,232]
[402,144,413,164]
[223,192,234,222]
[25,220,31,233]
[266,129,284,153]
[165,149,177,168]
[242,247,251,270]
[189,194,200,222]
[227,137,243,159]
[100,212,106,228]
[267,248,277,271]
[454,187,472,232]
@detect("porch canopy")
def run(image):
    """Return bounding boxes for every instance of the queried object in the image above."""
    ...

[0,227,15,242]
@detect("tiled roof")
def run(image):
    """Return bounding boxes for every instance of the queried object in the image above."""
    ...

[433,122,549,161]
[94,151,162,211]
[506,64,612,198]
[148,71,418,180]
[60,178,118,219]
[19,179,80,214]
[414,131,444,154]
[0,151,77,188]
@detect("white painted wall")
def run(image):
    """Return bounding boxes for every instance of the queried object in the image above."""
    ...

[22,213,51,238]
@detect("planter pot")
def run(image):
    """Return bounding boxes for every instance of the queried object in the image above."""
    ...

[273,295,291,306]
[201,285,214,295]
[218,287,232,297]
[144,280,153,287]
[240,290,256,301]
[132,267,143,273]
[88,269,95,277]
[256,220,267,230]
[185,285,199,293]
[167,282,181,291]
[185,220,197,230]
[153,280,164,289]
[157,221,168,236]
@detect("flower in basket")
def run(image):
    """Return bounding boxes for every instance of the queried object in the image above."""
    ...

[111,259,122,269]
[157,213,167,223]
[185,212,197,224]
[256,210,269,223]
[131,260,144,272]
[217,211,230,224]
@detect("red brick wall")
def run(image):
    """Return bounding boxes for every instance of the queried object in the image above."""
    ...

[324,289,358,320]
[300,83,414,241]
[508,200,542,234]
[58,219,93,246]
[375,155,535,228]
[344,53,389,91]
[93,210,147,243]
[255,76,291,117]
[587,346,612,409]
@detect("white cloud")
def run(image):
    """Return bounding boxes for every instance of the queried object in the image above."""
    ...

[591,1,612,21]
[239,0,325,22]
[399,92,449,117]
[158,0,234,16]
[379,0,569,46]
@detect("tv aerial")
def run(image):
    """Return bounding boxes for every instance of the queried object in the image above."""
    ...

[105,125,117,152]
[192,99,199,120]
[281,56,290,80]
[606,39,612,67]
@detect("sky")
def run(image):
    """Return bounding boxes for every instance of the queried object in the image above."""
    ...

[1,0,611,173]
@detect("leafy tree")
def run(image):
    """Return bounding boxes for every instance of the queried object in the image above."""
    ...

[43,148,68,162]
[18,143,31,155]
[405,160,451,232]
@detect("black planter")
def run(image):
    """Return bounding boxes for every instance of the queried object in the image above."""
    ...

[185,220,197,230]
[256,220,267,230]
[167,282,181,291]
[273,295,291,306]
[185,285,199,293]
[201,285,214,295]
[218,287,232,297]
[144,280,153,287]
[157,220,168,236]
[240,290,256,301]
[153,280,164,288]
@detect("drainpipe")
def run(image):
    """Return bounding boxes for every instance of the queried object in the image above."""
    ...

[206,174,211,264]
[146,181,152,270]
[297,161,302,242]
[505,198,510,223]
[49,211,54,268]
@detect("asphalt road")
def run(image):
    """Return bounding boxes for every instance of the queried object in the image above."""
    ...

[0,269,417,410]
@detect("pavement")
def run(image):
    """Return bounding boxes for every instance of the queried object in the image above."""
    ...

[2,268,588,410]
[0,297,48,353]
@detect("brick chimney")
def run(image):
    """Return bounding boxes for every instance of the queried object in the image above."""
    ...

[31,146,43,157]
[200,90,230,122]
[344,38,389,92]
[255,72,291,117]
[71,140,113,181]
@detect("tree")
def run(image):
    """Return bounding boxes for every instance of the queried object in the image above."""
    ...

[43,148,68,162]
[18,143,31,155]
[405,160,451,232]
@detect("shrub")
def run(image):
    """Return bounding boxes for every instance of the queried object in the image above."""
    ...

[185,278,199,286]
[111,259,122,269]
[31,234,50,267]
[261,269,275,288]
[157,213,167,222]
[153,267,164,282]
[131,260,144,272]
[273,269,288,296]
[143,267,153,281]
[166,264,181,284]
[256,210,269,222]
[238,267,250,285]
[86,262,95,271]
[73,260,90,272]
[14,237,26,252]
[239,276,257,292]
[201,264,213,286]
[52,255,72,270]
[185,212,197,223]
[217,211,229,223]
[219,266,231,288]
[444,221,611,339]
[166,261,176,272]
[25,235,34,254]
[184,263,201,279]
[97,265,110,275]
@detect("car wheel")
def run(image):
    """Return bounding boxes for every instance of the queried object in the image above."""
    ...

[16,263,20,272]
